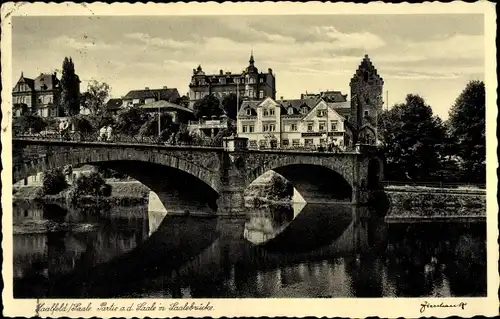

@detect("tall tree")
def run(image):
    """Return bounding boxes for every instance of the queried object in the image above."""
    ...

[60,57,80,116]
[192,95,222,119]
[221,93,243,120]
[378,94,446,181]
[80,80,110,116]
[448,80,485,182]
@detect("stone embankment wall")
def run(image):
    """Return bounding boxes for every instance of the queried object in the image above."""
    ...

[385,185,486,222]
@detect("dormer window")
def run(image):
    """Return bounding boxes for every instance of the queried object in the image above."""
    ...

[288,107,294,115]
[246,109,252,116]
[301,106,308,114]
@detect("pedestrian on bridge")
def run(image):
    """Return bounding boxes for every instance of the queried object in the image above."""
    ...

[106,125,113,142]
[99,126,107,141]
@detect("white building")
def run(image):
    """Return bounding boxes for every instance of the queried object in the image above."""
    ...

[237,97,353,151]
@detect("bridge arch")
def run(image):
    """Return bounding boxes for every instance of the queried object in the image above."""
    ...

[14,147,221,192]
[14,145,223,214]
[246,155,354,203]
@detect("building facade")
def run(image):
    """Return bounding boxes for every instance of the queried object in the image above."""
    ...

[12,72,68,118]
[237,97,352,150]
[236,55,384,149]
[188,53,276,108]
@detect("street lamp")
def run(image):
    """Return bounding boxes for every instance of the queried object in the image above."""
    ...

[157,91,161,138]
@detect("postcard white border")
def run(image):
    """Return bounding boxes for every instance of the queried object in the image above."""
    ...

[2,2,498,318]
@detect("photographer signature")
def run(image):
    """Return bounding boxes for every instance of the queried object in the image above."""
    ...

[420,301,467,313]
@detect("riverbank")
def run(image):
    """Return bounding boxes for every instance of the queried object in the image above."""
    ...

[384,185,486,222]
[13,181,150,205]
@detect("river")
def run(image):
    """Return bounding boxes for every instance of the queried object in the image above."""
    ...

[13,200,486,298]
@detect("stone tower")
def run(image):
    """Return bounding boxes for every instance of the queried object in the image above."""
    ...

[349,55,384,145]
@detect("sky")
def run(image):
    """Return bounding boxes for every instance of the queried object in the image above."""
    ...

[11,14,484,120]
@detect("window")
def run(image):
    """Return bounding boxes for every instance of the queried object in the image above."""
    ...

[292,139,300,146]
[263,123,276,132]
[259,90,264,99]
[317,109,326,117]
[301,107,308,114]
[269,108,275,116]
[249,125,254,132]
[364,110,369,117]
[242,125,248,133]
[282,139,289,146]
[288,107,294,115]
[290,124,297,131]
[307,122,314,132]
[331,120,338,131]
[305,139,314,145]
[246,109,252,116]
[319,121,326,131]
[249,77,255,84]
[260,78,264,83]
[263,109,268,116]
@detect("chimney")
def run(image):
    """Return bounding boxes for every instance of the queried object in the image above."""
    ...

[268,68,273,74]
[280,96,283,100]
[145,87,150,90]
[220,69,223,75]
[163,86,168,89]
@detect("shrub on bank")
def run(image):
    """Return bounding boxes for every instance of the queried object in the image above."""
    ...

[71,171,112,197]
[42,168,68,195]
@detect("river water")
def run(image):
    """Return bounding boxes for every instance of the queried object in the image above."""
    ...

[13,200,486,298]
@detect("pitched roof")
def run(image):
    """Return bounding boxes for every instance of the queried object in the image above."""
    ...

[140,100,193,113]
[34,73,60,91]
[321,90,348,102]
[14,73,35,91]
[238,100,260,117]
[278,98,321,116]
[123,88,180,102]
[105,98,123,111]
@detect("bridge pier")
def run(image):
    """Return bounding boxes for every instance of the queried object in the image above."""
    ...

[217,136,249,215]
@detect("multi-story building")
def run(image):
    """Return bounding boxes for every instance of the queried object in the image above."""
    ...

[121,86,180,108]
[237,96,352,150]
[236,55,384,149]
[188,53,276,108]
[12,72,74,118]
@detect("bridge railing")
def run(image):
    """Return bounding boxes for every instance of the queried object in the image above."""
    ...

[247,143,356,154]
[13,131,224,148]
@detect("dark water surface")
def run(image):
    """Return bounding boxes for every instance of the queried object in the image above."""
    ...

[13,201,486,298]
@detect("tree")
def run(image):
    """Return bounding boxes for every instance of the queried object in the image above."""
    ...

[448,81,485,182]
[138,112,174,140]
[114,107,151,136]
[221,93,243,120]
[61,57,81,116]
[378,94,446,181]
[80,80,110,116]
[42,168,68,195]
[192,95,222,119]
[72,170,110,197]
[71,114,95,134]
[13,114,48,134]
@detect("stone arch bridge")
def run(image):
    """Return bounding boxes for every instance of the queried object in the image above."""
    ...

[12,137,384,215]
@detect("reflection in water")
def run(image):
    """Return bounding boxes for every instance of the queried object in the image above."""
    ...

[13,201,486,298]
